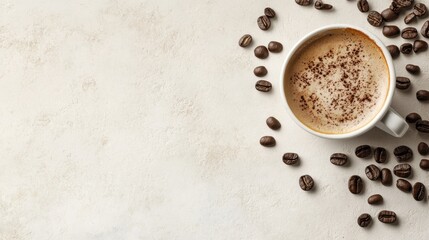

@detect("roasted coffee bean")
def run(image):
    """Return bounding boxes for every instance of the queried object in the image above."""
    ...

[260,136,275,147]
[393,0,414,8]
[314,0,332,10]
[266,116,281,130]
[268,41,283,53]
[413,182,426,201]
[264,7,276,18]
[257,15,271,31]
[387,45,400,58]
[406,112,422,123]
[416,120,429,133]
[393,163,412,178]
[283,152,299,165]
[422,20,429,38]
[367,11,383,27]
[368,194,383,205]
[419,159,429,170]
[355,145,372,158]
[394,145,413,161]
[414,3,427,17]
[239,34,252,47]
[254,46,269,59]
[396,77,411,90]
[401,27,418,39]
[381,8,399,22]
[254,66,268,77]
[416,90,429,101]
[255,80,272,92]
[299,175,314,191]
[383,25,400,37]
[381,168,393,186]
[357,214,372,227]
[349,175,363,194]
[406,64,420,74]
[330,153,348,166]
[378,210,397,224]
[418,142,429,155]
[400,43,413,54]
[397,178,412,192]
[374,147,387,163]
[357,0,369,13]
[414,40,428,53]
[365,164,381,180]
[390,2,404,14]
[295,0,312,6]
[404,12,417,24]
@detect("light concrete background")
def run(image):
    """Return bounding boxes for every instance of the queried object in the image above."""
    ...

[1,0,429,239]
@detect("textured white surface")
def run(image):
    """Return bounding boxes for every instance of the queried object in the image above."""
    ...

[1,0,429,239]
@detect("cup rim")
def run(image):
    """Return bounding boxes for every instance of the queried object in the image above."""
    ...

[279,24,396,139]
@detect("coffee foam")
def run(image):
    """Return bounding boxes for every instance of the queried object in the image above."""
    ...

[284,28,389,134]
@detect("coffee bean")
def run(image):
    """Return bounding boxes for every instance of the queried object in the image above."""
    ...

[357,0,369,13]
[266,116,281,130]
[239,34,252,48]
[254,46,269,59]
[268,41,283,53]
[257,15,271,31]
[381,8,399,22]
[368,194,383,205]
[283,152,299,165]
[394,145,413,161]
[254,66,268,77]
[349,175,363,194]
[299,175,314,191]
[397,178,412,192]
[383,25,400,37]
[393,163,412,178]
[401,27,418,39]
[378,210,397,224]
[264,7,276,18]
[314,0,332,10]
[381,168,393,186]
[390,2,404,14]
[421,20,429,38]
[295,0,312,6]
[414,40,428,53]
[406,112,422,123]
[387,45,400,58]
[355,145,372,158]
[255,80,272,92]
[260,136,276,147]
[416,120,429,133]
[367,11,383,27]
[413,182,426,201]
[416,90,429,101]
[330,153,348,166]
[396,77,411,90]
[419,159,429,170]
[365,164,381,181]
[400,43,413,54]
[374,147,387,163]
[357,213,372,227]
[406,64,420,74]
[394,0,414,8]
[418,142,429,155]
[413,3,427,17]
[404,12,417,24]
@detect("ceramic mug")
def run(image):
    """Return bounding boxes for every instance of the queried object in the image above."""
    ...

[280,24,409,139]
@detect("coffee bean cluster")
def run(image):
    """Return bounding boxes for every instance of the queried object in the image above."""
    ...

[295,0,333,10]
[405,112,429,133]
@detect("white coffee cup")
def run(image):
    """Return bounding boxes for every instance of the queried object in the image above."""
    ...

[280,24,408,139]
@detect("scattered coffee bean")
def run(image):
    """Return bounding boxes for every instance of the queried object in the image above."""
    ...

[266,116,281,130]
[254,66,268,77]
[387,45,400,58]
[406,64,420,74]
[254,46,269,59]
[404,12,417,24]
[421,20,429,38]
[355,145,372,158]
[239,34,252,48]
[314,0,332,10]
[406,112,422,123]
[393,0,414,8]
[416,120,429,133]
[330,153,348,166]
[349,175,363,194]
[394,145,413,161]
[390,2,403,14]
[374,147,387,163]
[368,194,383,205]
[400,43,413,54]
[357,213,372,227]
[418,142,429,155]
[255,80,272,92]
[414,40,428,53]
[378,210,397,224]
[416,90,429,101]
[381,8,399,21]
[381,168,393,186]
[401,27,418,39]
[419,159,429,170]
[367,11,383,27]
[283,152,299,165]
[268,41,283,53]
[413,182,426,201]
[299,175,314,191]
[365,164,381,180]
[413,3,427,17]
[257,15,271,31]
[397,178,412,192]
[264,7,276,18]
[393,163,412,178]
[383,25,400,37]
[357,0,369,13]
[396,77,411,90]
[260,136,276,147]
[295,0,312,6]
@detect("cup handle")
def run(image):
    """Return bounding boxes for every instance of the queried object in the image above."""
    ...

[375,107,409,137]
